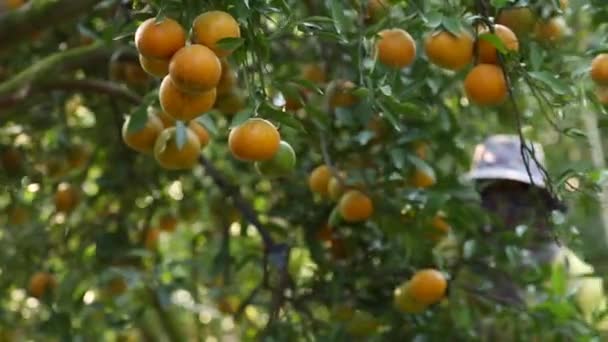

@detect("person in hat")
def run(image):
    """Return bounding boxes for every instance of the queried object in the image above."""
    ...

[446,134,608,335]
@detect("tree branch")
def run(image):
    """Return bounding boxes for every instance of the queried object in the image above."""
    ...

[0,42,107,96]
[0,0,100,47]
[0,78,142,110]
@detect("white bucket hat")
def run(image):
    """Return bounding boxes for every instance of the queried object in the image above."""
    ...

[465,135,547,188]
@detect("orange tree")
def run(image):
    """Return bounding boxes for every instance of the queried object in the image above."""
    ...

[1,0,608,340]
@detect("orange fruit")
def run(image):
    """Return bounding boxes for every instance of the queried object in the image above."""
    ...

[192,11,241,57]
[376,28,416,69]
[122,113,164,154]
[145,228,160,250]
[154,127,201,170]
[159,76,217,121]
[339,190,373,222]
[107,277,128,296]
[6,0,25,10]
[302,64,326,84]
[329,80,358,109]
[159,214,178,232]
[188,120,210,147]
[464,64,507,106]
[29,272,56,298]
[591,54,608,85]
[169,44,222,93]
[424,30,473,71]
[156,109,176,127]
[54,183,79,213]
[431,215,451,234]
[366,0,389,23]
[8,206,29,225]
[66,144,90,169]
[316,224,334,242]
[411,168,436,188]
[139,54,169,78]
[407,269,447,305]
[596,87,608,105]
[394,281,428,313]
[478,24,519,64]
[534,17,566,43]
[284,94,304,111]
[309,165,331,196]
[254,140,296,178]
[328,174,346,201]
[215,91,246,116]
[217,59,237,95]
[124,62,150,86]
[414,142,428,160]
[1,147,22,173]
[228,118,280,161]
[135,18,186,59]
[496,7,536,36]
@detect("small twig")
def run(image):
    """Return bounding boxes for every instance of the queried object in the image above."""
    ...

[234,284,262,320]
[199,155,275,249]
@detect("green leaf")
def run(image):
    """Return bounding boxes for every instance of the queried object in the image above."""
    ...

[126,106,148,133]
[528,71,570,95]
[330,1,348,37]
[260,103,305,131]
[215,37,245,51]
[175,121,186,150]
[478,33,507,54]
[390,148,407,170]
[423,12,443,28]
[196,115,218,136]
[441,17,462,36]
[230,110,254,128]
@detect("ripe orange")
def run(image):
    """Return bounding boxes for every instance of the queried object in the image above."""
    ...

[145,228,160,250]
[496,7,536,36]
[394,281,428,313]
[66,144,90,169]
[6,0,25,10]
[464,64,507,106]
[254,140,296,178]
[329,80,358,109]
[302,64,326,84]
[591,54,608,85]
[107,277,128,296]
[135,18,186,60]
[327,174,346,201]
[124,62,150,86]
[596,87,608,105]
[217,59,237,96]
[424,30,473,71]
[1,147,22,173]
[156,109,176,127]
[192,11,241,57]
[478,24,519,64]
[339,190,373,222]
[534,17,566,42]
[169,44,222,92]
[366,0,389,23]
[122,113,164,154]
[228,118,280,161]
[159,76,217,121]
[139,54,169,78]
[154,127,201,170]
[159,214,178,232]
[411,168,436,188]
[431,215,451,234]
[29,272,56,298]
[54,183,79,213]
[284,93,305,111]
[188,120,210,147]
[215,91,246,116]
[8,206,29,225]
[376,29,416,69]
[407,269,447,305]
[309,165,331,196]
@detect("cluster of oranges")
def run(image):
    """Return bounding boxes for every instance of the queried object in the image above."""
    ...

[393,269,448,313]
[372,2,568,107]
